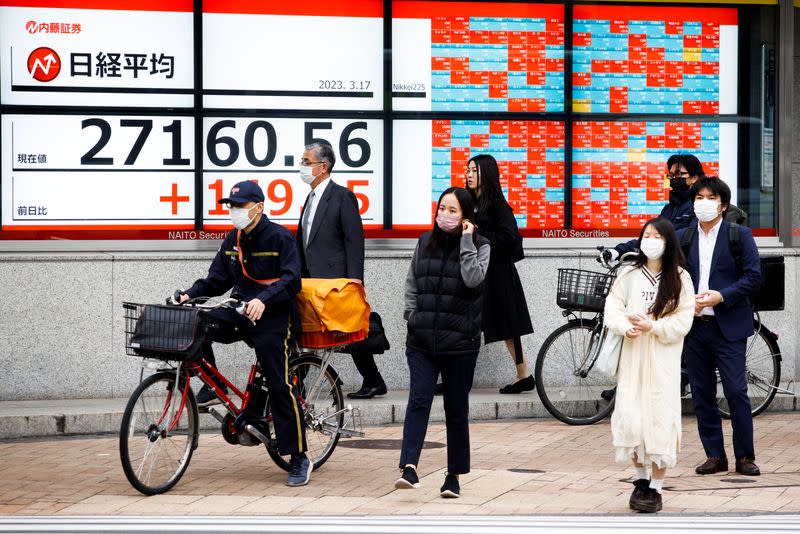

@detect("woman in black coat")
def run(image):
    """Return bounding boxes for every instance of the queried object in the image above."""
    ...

[466,154,535,393]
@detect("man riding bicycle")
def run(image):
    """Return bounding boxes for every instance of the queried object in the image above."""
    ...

[177,180,312,487]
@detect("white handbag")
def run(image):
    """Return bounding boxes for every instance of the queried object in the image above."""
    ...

[595,272,633,376]
[595,328,623,376]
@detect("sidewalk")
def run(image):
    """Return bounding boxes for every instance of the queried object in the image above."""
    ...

[0,389,552,439]
[1,388,797,440]
[2,412,800,516]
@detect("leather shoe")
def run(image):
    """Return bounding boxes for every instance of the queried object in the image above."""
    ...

[695,456,728,475]
[629,478,649,510]
[632,487,662,513]
[735,457,761,476]
[347,385,387,399]
[499,375,535,394]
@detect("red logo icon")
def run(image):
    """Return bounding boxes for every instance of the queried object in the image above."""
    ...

[25,20,38,33]
[27,47,61,82]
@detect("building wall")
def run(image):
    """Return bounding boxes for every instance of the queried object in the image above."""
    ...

[0,248,795,401]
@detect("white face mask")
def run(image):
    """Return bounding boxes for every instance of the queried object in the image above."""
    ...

[230,205,259,230]
[640,237,665,260]
[299,163,321,185]
[694,198,721,223]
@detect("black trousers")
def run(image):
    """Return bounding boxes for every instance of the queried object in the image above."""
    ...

[351,351,386,388]
[202,308,307,456]
[399,348,478,475]
[684,318,754,459]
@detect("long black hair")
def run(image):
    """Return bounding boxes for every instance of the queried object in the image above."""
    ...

[427,186,476,253]
[467,154,507,214]
[634,217,685,319]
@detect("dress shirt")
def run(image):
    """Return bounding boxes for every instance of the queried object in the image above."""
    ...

[697,218,723,316]
[304,176,331,240]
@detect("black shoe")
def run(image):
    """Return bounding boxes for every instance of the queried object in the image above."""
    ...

[499,375,535,394]
[600,386,616,401]
[695,456,728,475]
[735,457,761,476]
[196,384,226,407]
[434,383,445,396]
[629,478,649,509]
[394,466,420,489]
[347,385,388,399]
[633,487,662,513]
[440,473,460,498]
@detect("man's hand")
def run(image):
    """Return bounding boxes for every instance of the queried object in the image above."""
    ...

[598,248,619,267]
[627,313,652,333]
[245,298,266,321]
[696,290,723,309]
[167,289,187,305]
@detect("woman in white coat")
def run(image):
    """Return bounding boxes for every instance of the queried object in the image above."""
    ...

[603,217,695,513]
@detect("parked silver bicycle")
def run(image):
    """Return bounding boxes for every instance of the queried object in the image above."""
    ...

[535,248,787,425]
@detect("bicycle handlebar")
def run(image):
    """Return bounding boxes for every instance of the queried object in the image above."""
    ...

[168,294,247,316]
[596,245,639,271]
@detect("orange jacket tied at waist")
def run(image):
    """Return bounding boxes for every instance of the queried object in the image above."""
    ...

[297,278,371,334]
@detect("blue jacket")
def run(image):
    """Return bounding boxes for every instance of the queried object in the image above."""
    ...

[677,220,761,342]
[614,191,694,255]
[187,215,302,328]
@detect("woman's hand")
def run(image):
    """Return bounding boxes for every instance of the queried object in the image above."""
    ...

[627,313,652,333]
[625,327,641,339]
[462,220,475,234]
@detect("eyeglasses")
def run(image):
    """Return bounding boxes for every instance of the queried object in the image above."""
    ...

[666,172,690,179]
[300,159,323,167]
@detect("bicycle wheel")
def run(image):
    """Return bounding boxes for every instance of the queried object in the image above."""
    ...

[119,370,198,495]
[268,353,344,471]
[535,320,616,425]
[717,322,781,418]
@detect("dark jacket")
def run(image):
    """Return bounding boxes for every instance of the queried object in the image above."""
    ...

[678,220,761,341]
[297,179,365,280]
[405,231,490,357]
[186,215,301,328]
[615,189,695,255]
[474,202,533,342]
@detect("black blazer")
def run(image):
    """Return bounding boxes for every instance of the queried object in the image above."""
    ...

[296,179,365,280]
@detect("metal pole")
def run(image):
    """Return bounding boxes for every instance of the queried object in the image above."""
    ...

[776,0,795,246]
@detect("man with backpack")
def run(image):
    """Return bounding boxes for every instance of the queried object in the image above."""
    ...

[677,176,762,477]
[601,154,748,263]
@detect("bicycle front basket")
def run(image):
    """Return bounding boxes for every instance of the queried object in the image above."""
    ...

[124,302,206,361]
[556,269,616,312]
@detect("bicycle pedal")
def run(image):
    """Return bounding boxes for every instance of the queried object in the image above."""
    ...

[237,432,260,447]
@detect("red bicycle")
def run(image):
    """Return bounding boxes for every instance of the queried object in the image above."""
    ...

[119,297,362,495]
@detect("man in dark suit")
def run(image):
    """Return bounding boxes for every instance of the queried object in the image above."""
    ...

[678,176,762,476]
[296,142,388,399]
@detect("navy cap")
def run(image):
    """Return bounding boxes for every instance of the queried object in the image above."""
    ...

[218,180,265,205]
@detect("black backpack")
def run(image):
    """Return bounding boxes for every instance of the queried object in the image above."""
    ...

[679,223,784,312]
[725,204,749,227]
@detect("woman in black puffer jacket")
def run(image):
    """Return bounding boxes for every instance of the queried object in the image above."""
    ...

[394,187,490,499]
